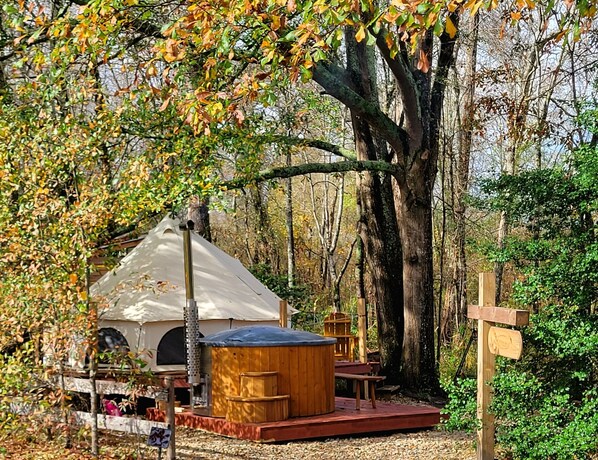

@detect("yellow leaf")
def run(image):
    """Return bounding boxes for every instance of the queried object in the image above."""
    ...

[355,25,366,43]
[445,16,457,38]
[69,273,78,284]
[447,1,459,13]
[464,0,483,16]
[385,32,394,50]
[146,64,157,77]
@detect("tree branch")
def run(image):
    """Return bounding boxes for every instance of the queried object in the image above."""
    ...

[128,18,163,39]
[312,62,409,157]
[429,13,459,161]
[375,28,423,149]
[222,159,399,190]
[258,134,357,160]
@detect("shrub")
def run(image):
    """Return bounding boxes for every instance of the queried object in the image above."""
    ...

[443,110,598,458]
[440,377,478,432]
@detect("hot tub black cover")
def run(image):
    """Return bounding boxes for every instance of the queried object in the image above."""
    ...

[201,326,336,347]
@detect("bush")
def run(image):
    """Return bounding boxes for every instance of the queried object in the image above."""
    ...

[440,377,478,432]
[490,305,598,460]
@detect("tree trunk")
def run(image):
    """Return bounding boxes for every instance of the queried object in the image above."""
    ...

[248,185,279,269]
[357,163,404,382]
[311,19,457,392]
[494,25,553,304]
[396,181,437,390]
[345,28,404,383]
[285,151,296,288]
[187,196,211,241]
[392,25,455,392]
[442,13,479,342]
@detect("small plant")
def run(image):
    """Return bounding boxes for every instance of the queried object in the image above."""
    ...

[440,377,478,432]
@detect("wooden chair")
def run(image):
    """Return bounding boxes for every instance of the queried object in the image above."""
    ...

[323,312,356,361]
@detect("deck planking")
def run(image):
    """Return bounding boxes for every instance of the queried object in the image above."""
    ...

[146,397,440,442]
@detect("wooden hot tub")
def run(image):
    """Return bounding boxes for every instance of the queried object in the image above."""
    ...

[201,326,336,420]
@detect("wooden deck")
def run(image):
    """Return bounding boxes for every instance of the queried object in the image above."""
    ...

[146,397,440,442]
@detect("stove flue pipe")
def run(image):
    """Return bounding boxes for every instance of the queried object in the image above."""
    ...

[180,221,201,409]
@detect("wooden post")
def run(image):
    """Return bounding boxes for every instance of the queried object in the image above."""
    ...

[357,298,367,363]
[358,298,369,399]
[477,272,496,460]
[279,300,288,328]
[468,274,529,460]
[165,377,176,460]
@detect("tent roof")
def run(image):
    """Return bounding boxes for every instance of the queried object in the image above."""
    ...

[91,217,285,325]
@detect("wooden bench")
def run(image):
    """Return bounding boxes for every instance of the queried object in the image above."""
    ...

[334,373,386,410]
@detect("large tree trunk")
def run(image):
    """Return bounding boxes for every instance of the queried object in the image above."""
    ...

[392,25,454,391]
[311,19,456,392]
[396,188,437,390]
[346,30,404,383]
[356,159,404,382]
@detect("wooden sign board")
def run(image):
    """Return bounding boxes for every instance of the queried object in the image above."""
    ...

[467,305,529,326]
[488,327,523,360]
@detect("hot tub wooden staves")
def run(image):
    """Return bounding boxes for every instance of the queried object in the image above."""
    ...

[201,326,336,419]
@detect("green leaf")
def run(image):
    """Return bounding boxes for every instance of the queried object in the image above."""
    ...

[433,18,443,36]
[2,4,18,14]
[366,31,376,46]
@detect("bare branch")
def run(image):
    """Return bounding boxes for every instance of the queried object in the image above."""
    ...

[258,134,357,160]
[222,159,400,190]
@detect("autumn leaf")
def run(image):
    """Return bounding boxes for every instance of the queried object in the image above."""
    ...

[417,49,430,72]
[355,25,366,42]
[445,16,457,38]
[159,97,171,112]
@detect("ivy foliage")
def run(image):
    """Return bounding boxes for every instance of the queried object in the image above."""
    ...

[443,113,598,459]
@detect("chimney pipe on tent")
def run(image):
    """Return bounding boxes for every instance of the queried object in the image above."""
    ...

[182,220,195,299]
[180,220,203,413]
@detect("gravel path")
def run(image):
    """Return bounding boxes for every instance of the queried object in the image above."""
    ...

[171,427,476,460]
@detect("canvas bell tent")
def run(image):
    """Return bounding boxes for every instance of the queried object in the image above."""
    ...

[89,216,291,373]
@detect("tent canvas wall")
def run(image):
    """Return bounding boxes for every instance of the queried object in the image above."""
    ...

[90,216,291,372]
